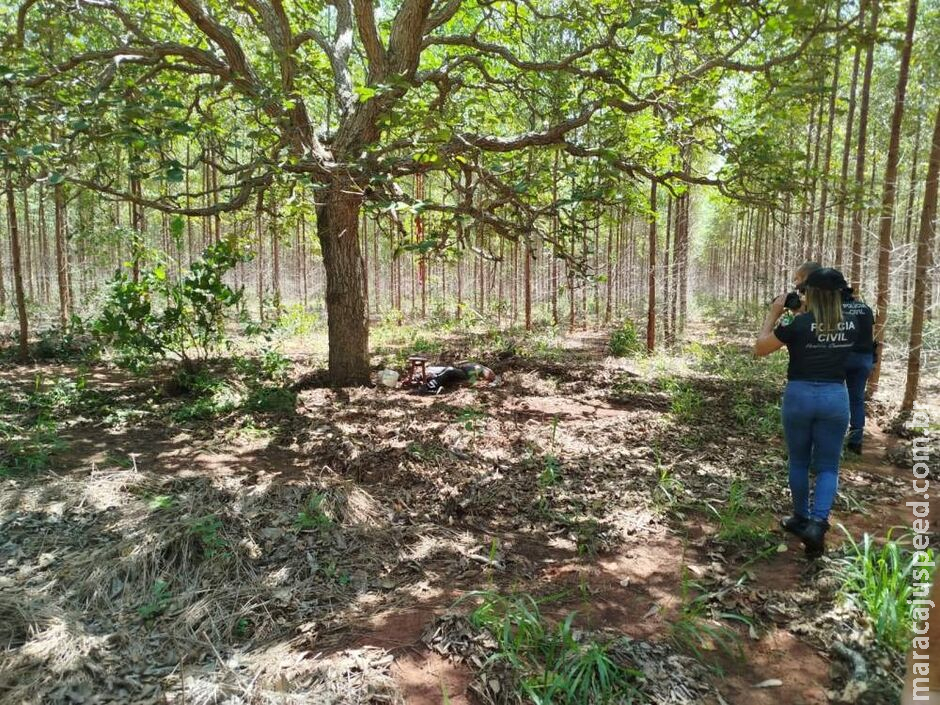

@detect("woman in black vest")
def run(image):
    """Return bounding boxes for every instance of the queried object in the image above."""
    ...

[753,268,859,557]
[841,287,875,454]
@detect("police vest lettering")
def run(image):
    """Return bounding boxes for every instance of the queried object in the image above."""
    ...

[809,319,856,344]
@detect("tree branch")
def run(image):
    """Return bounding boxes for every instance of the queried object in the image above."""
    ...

[352,0,387,80]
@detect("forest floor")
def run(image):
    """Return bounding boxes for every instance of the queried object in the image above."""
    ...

[1,310,938,705]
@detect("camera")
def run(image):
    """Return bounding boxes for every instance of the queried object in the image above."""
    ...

[783,291,802,310]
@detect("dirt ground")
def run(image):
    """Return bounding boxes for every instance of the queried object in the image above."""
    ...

[1,322,937,705]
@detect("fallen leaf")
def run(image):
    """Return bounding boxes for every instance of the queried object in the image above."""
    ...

[753,679,783,688]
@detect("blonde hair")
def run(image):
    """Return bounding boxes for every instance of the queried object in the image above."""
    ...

[796,261,822,279]
[804,287,843,333]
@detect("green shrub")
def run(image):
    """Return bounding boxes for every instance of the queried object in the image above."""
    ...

[245,386,296,413]
[96,239,250,371]
[609,318,642,357]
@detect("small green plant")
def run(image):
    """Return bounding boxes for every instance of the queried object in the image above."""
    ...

[662,377,705,423]
[573,518,605,558]
[705,481,773,547]
[454,405,487,438]
[148,494,175,510]
[538,455,562,489]
[295,493,333,532]
[731,390,780,436]
[609,318,642,357]
[653,465,684,508]
[233,617,253,640]
[832,529,933,652]
[463,591,642,704]
[189,515,229,558]
[0,414,64,476]
[138,579,172,620]
[669,569,745,669]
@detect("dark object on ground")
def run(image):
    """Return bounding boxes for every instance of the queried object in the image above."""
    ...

[846,442,862,456]
[421,362,496,394]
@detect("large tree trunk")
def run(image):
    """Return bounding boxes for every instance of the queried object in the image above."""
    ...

[316,179,370,386]
[869,0,918,393]
[6,178,28,361]
[902,100,940,411]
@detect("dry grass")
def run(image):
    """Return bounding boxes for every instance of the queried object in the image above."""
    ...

[0,470,400,704]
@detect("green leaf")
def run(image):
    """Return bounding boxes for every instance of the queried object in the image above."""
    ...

[166,166,185,183]
[48,172,65,185]
[354,85,377,101]
[170,215,185,239]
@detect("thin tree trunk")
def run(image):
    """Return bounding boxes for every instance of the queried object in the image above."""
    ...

[524,236,532,330]
[130,176,144,284]
[6,178,28,360]
[664,195,673,345]
[0,191,5,310]
[54,183,70,327]
[806,97,825,258]
[678,188,690,331]
[815,29,843,257]
[456,221,464,320]
[834,3,864,270]
[901,98,924,309]
[604,211,613,325]
[902,101,940,411]
[37,186,49,304]
[22,187,33,301]
[646,179,657,353]
[849,0,879,290]
[869,0,918,393]
[256,192,264,321]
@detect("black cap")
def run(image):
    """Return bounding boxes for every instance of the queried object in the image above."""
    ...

[805,267,848,291]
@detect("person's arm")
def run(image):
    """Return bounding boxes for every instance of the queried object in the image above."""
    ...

[754,295,787,357]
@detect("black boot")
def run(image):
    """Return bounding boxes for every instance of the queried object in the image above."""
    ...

[846,442,862,456]
[800,519,829,559]
[780,515,810,536]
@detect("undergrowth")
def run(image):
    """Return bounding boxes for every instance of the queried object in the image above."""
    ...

[462,591,643,704]
[830,530,935,653]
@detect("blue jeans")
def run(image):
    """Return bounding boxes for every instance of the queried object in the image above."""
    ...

[844,351,874,445]
[782,381,850,521]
